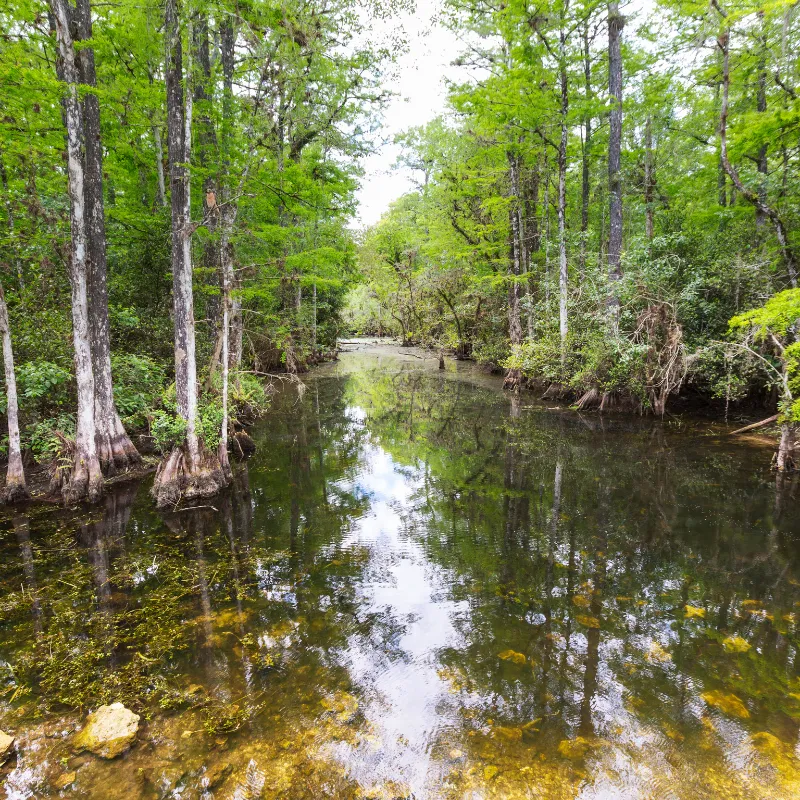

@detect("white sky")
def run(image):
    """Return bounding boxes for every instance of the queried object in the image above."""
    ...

[353,1,463,228]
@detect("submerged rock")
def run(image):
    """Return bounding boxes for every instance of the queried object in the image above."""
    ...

[0,730,14,764]
[52,772,77,791]
[73,703,140,759]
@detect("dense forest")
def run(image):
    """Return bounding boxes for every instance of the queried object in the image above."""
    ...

[1,0,800,509]
[347,0,800,469]
[0,0,395,505]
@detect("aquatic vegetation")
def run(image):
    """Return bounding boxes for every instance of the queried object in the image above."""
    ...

[1,357,800,797]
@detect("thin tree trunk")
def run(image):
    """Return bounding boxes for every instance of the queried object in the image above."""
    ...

[580,19,592,274]
[558,20,569,352]
[75,0,140,476]
[504,150,524,391]
[49,0,103,504]
[718,27,797,287]
[607,0,624,330]
[755,10,768,231]
[525,163,540,341]
[715,50,727,207]
[221,18,243,370]
[777,423,796,472]
[0,281,28,502]
[153,0,227,508]
[152,125,167,207]
[644,115,655,240]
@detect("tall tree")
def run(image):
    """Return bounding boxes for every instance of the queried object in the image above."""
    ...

[607,0,624,329]
[49,0,103,503]
[74,0,141,475]
[152,0,227,508]
[0,280,27,502]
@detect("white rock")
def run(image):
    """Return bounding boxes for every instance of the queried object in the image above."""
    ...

[73,703,140,759]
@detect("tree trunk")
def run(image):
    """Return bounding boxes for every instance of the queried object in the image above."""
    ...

[558,22,569,352]
[152,125,167,207]
[524,164,540,341]
[607,0,624,331]
[776,422,796,472]
[221,18,243,370]
[504,150,523,391]
[644,115,655,241]
[580,19,592,274]
[0,282,28,502]
[75,0,140,476]
[49,0,103,504]
[153,0,227,509]
[718,27,797,287]
[755,10,768,231]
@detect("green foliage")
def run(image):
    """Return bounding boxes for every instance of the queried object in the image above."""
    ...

[26,413,76,466]
[16,361,72,414]
[111,353,167,427]
[730,290,800,341]
[150,408,188,455]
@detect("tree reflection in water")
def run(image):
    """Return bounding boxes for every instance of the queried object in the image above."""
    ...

[0,350,799,798]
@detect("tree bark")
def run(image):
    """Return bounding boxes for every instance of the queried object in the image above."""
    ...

[718,28,798,287]
[221,18,243,370]
[153,125,167,208]
[558,19,569,352]
[74,0,141,476]
[644,115,655,240]
[153,0,227,508]
[776,422,796,472]
[755,10,768,231]
[504,150,523,391]
[607,0,624,330]
[0,281,28,502]
[49,0,103,504]
[580,19,592,273]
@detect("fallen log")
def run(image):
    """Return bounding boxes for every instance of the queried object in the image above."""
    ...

[728,414,779,436]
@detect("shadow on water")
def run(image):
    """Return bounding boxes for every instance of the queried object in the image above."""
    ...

[2,347,800,798]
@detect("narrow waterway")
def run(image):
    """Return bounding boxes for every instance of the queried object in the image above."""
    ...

[1,342,799,799]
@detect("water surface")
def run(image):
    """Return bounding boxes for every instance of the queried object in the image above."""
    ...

[2,344,800,799]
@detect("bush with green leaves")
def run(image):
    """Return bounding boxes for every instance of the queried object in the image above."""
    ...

[25,413,76,467]
[150,393,225,455]
[111,353,167,428]
[729,289,800,422]
[14,361,72,416]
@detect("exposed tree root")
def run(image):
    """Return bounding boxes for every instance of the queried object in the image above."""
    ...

[1,478,30,504]
[634,302,686,416]
[62,459,104,505]
[96,420,142,477]
[575,388,600,410]
[232,430,256,459]
[152,445,230,510]
[503,367,522,391]
[45,432,102,504]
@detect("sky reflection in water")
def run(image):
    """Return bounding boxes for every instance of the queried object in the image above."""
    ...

[1,346,800,799]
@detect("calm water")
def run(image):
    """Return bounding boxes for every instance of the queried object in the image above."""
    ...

[2,344,800,799]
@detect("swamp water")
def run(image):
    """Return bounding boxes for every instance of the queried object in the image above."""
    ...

[2,344,800,799]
